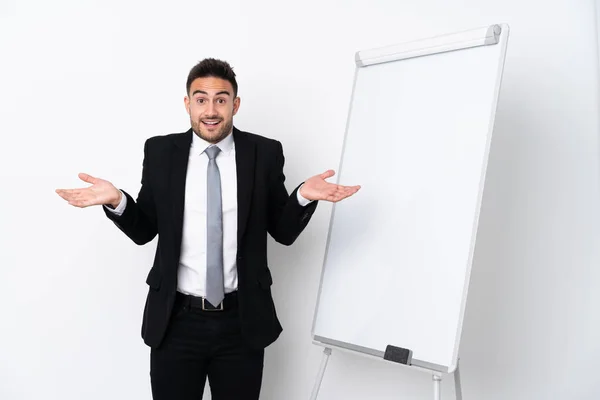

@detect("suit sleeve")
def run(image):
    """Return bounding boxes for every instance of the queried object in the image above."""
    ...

[103,139,158,245]
[267,141,318,245]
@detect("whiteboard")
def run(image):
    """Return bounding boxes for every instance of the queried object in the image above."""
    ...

[311,24,510,373]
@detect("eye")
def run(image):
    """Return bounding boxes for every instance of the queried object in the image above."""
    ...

[217,98,226,104]
[196,98,205,104]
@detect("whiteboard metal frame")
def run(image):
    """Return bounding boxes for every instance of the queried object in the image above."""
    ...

[311,23,510,378]
[356,24,501,67]
[309,343,463,400]
[597,0,600,70]
[596,0,600,115]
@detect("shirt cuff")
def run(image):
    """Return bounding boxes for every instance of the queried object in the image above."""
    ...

[296,184,313,207]
[104,190,127,216]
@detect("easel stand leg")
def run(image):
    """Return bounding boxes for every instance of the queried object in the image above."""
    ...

[433,361,463,400]
[454,361,463,400]
[310,347,332,400]
[433,373,442,400]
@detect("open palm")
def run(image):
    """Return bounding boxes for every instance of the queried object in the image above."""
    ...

[56,173,121,208]
[299,170,360,203]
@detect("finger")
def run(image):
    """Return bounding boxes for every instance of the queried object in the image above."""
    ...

[57,189,98,205]
[78,172,98,185]
[68,192,98,206]
[56,189,78,201]
[56,188,81,195]
[324,186,345,200]
[329,186,359,202]
[56,189,85,200]
[334,185,359,195]
[339,184,361,191]
[319,170,335,180]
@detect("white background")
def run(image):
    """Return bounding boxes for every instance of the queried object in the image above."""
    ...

[1,1,599,399]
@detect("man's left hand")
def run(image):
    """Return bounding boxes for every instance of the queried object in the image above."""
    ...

[299,170,361,203]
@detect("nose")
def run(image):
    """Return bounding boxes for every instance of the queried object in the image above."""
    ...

[205,102,217,117]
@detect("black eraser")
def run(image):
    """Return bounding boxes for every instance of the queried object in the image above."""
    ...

[384,345,412,365]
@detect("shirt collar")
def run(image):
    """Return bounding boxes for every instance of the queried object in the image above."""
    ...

[191,129,234,155]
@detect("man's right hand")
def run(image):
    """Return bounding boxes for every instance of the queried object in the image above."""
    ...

[56,173,122,208]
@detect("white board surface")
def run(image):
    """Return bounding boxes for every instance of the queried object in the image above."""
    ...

[311,24,509,373]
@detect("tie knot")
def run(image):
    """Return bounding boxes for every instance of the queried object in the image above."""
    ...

[205,146,221,160]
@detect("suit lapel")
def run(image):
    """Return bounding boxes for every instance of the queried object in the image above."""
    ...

[170,130,192,254]
[233,127,256,245]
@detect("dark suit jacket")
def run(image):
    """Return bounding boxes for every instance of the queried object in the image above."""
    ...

[103,127,318,349]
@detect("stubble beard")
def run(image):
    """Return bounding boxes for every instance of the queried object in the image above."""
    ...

[191,117,234,144]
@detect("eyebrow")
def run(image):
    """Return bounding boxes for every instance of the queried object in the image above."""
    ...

[192,90,231,97]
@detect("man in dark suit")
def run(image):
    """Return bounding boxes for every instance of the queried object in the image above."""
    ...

[56,58,360,400]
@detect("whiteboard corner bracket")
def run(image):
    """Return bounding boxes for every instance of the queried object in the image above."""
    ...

[355,51,364,67]
[485,24,502,45]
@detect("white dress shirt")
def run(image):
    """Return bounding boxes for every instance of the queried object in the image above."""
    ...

[106,131,312,297]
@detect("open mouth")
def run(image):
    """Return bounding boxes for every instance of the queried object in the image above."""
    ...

[202,120,222,128]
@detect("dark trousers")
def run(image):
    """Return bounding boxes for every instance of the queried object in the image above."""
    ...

[150,292,264,400]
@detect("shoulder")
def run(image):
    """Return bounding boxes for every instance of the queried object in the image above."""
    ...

[146,130,190,145]
[143,129,192,153]
[233,127,282,154]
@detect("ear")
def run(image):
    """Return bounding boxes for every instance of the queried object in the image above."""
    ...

[232,97,241,116]
[184,96,191,115]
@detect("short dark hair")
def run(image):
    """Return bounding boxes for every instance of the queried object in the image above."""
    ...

[186,58,238,97]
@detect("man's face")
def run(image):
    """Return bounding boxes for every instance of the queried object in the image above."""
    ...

[185,77,240,143]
